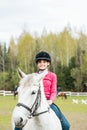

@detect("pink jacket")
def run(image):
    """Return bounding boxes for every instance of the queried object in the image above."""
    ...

[43,71,57,102]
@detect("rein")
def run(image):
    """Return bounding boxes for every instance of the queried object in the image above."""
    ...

[16,85,49,118]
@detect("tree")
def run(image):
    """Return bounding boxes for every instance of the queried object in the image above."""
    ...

[17,32,35,73]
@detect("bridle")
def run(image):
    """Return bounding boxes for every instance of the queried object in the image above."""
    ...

[16,85,49,118]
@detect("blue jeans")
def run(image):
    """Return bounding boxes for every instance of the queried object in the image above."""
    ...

[50,103,70,130]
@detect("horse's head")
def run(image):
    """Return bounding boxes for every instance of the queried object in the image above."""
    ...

[12,68,47,128]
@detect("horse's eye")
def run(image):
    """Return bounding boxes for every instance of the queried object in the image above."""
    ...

[31,91,36,95]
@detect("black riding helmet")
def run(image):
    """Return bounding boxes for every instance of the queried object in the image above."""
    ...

[35,51,51,63]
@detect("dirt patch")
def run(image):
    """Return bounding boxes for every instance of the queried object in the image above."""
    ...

[65,112,87,130]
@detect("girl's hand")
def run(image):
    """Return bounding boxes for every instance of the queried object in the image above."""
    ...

[48,100,52,105]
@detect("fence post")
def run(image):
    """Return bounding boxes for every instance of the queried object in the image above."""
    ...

[3,90,5,96]
[77,93,79,96]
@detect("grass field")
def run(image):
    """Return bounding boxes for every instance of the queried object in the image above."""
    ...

[0,96,87,130]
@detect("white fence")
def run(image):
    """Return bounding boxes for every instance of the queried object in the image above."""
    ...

[0,90,13,96]
[65,91,87,96]
[0,90,87,96]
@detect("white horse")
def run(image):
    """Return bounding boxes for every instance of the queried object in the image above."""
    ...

[12,68,62,130]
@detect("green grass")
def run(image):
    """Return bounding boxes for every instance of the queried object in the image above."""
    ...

[55,96,87,112]
[0,96,87,130]
[0,96,17,130]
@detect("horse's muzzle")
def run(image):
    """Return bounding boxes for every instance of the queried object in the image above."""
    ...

[14,116,28,128]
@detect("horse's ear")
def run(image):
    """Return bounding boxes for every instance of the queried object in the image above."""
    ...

[17,68,27,79]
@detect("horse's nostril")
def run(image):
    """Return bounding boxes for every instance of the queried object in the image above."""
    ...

[20,117,23,123]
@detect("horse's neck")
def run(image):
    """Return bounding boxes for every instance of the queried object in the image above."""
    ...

[37,81,49,113]
[41,95,49,109]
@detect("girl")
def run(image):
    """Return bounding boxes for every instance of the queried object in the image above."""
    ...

[35,51,70,130]
[14,51,70,130]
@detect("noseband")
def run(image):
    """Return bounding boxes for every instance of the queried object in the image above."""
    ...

[16,85,49,118]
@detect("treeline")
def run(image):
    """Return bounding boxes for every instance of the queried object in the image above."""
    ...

[0,27,87,92]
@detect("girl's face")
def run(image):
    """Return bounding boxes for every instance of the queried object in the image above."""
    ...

[37,60,50,70]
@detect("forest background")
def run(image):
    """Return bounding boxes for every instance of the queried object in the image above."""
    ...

[0,26,87,92]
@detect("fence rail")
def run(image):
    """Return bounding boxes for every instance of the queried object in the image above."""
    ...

[0,90,13,96]
[65,91,87,96]
[0,90,87,96]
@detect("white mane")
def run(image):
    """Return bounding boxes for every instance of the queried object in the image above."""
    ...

[19,73,36,87]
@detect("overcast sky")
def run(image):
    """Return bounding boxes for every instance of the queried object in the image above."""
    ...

[0,0,87,45]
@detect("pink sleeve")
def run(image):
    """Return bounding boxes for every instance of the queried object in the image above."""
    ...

[50,73,57,102]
